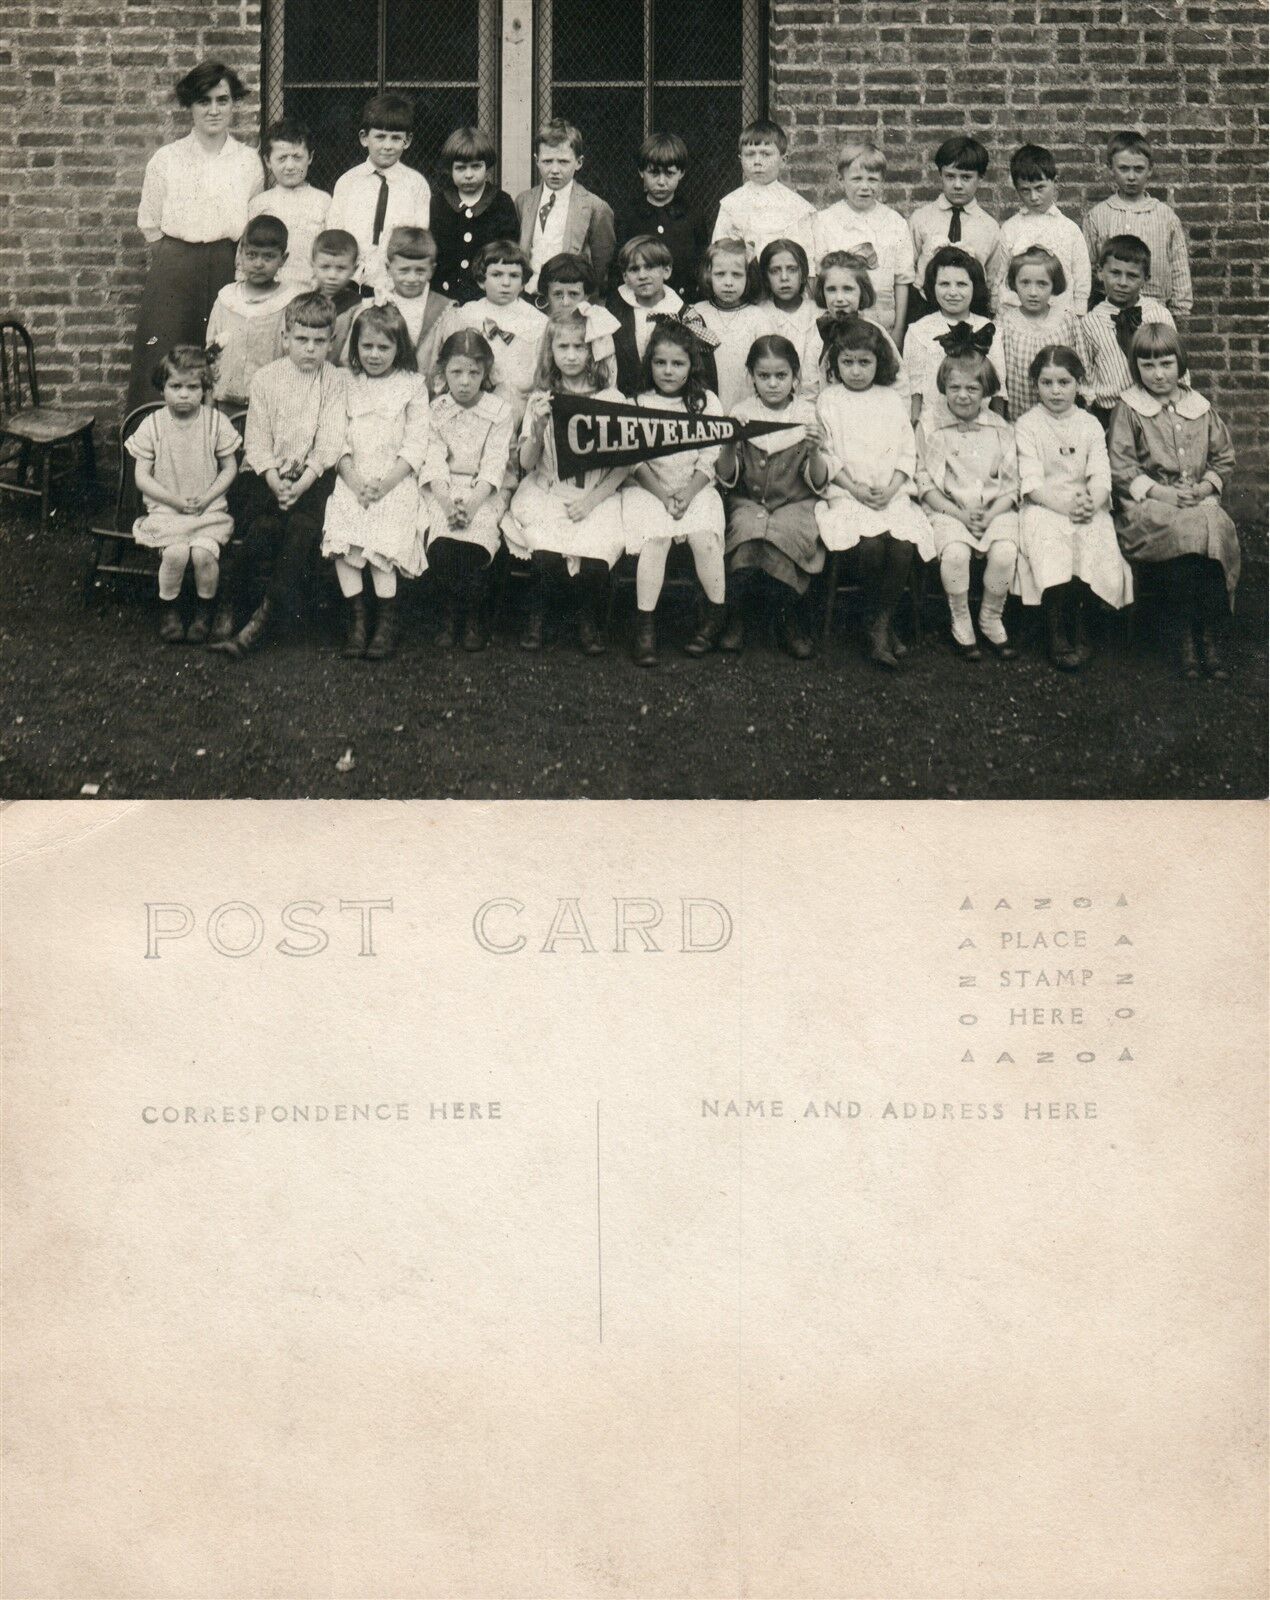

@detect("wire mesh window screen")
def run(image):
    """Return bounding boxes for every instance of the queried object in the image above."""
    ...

[537,0,766,224]
[263,0,500,195]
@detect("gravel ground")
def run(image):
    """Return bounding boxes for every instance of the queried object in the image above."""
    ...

[2,505,1265,800]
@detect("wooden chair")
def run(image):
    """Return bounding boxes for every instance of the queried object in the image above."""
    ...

[83,406,248,607]
[0,318,97,530]
[820,548,928,650]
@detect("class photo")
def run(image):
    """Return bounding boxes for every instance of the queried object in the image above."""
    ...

[1,1,1266,798]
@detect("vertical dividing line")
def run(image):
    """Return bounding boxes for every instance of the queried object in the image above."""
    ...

[376,0,387,94]
[596,1100,604,1342]
[644,0,655,136]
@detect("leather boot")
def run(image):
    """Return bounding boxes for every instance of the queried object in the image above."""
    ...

[774,595,814,660]
[684,600,727,657]
[867,611,900,670]
[519,591,544,652]
[210,598,271,658]
[364,596,398,660]
[461,568,490,652]
[184,598,215,644]
[158,603,185,643]
[1198,621,1228,680]
[434,594,457,649]
[1044,590,1079,671]
[342,592,368,658]
[719,603,744,653]
[208,598,237,643]
[633,611,658,667]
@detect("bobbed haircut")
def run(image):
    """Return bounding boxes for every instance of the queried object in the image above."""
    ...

[283,291,337,332]
[822,314,899,388]
[638,321,711,414]
[537,252,595,296]
[923,244,992,317]
[932,135,990,175]
[385,225,436,261]
[837,140,886,175]
[1128,321,1188,384]
[472,238,532,283]
[437,328,497,389]
[312,229,359,263]
[1099,233,1151,274]
[242,212,288,253]
[617,234,674,275]
[638,131,688,171]
[758,237,810,293]
[440,125,497,169]
[813,250,877,311]
[746,333,801,377]
[360,92,413,134]
[262,117,312,157]
[175,60,246,106]
[1027,342,1086,386]
[936,351,1000,399]
[348,303,416,374]
[535,118,583,156]
[153,344,214,393]
[739,117,788,154]
[1106,129,1152,164]
[1010,142,1057,184]
[698,237,761,305]
[1006,245,1067,296]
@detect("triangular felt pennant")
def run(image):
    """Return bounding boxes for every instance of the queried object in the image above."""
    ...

[551,392,792,476]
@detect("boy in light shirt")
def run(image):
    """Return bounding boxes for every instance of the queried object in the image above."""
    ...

[994,143,1091,315]
[812,141,915,338]
[245,119,330,291]
[326,92,431,293]
[712,118,816,272]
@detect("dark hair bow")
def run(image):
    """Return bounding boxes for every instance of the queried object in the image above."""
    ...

[815,310,866,343]
[935,320,996,357]
[1112,303,1143,358]
[649,306,721,351]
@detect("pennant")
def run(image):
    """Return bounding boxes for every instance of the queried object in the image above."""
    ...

[551,393,793,477]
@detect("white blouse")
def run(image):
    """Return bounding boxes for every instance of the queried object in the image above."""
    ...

[137,132,264,244]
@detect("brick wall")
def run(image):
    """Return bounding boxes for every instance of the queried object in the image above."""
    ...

[0,2,260,432]
[770,0,1269,524]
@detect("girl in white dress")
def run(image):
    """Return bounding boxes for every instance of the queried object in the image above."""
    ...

[127,345,240,644]
[815,315,935,668]
[621,318,728,665]
[1015,344,1132,670]
[419,329,515,652]
[755,238,823,397]
[503,306,628,655]
[689,238,768,411]
[321,304,430,660]
[916,352,1020,659]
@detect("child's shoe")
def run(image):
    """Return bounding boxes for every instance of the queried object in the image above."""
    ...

[684,601,727,657]
[577,612,605,656]
[773,596,814,660]
[519,593,545,651]
[633,611,658,667]
[948,592,979,659]
[462,569,491,652]
[434,596,458,648]
[185,598,215,644]
[342,592,368,658]
[888,624,909,660]
[209,599,237,643]
[1043,592,1079,671]
[1199,621,1229,680]
[364,596,398,660]
[720,604,745,653]
[158,603,185,643]
[867,613,901,670]
[211,598,271,659]
[977,593,1016,658]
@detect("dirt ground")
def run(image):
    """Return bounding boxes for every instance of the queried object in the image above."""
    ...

[1,504,1266,800]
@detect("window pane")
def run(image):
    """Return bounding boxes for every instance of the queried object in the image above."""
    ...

[283,0,377,84]
[286,88,376,194]
[552,0,643,83]
[386,88,481,183]
[654,0,743,81]
[386,0,479,82]
[548,88,643,232]
[652,87,742,220]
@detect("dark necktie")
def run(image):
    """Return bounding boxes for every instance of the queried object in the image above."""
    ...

[1113,304,1143,359]
[539,191,556,232]
[371,173,389,246]
[948,203,964,244]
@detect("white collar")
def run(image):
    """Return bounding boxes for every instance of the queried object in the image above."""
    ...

[617,284,683,313]
[539,181,573,209]
[180,131,239,161]
[1015,203,1061,219]
[1121,384,1209,420]
[361,159,403,183]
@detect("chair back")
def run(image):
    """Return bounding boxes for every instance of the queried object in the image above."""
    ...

[0,319,38,415]
[113,402,163,530]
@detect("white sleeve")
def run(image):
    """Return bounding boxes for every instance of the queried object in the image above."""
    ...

[137,148,167,242]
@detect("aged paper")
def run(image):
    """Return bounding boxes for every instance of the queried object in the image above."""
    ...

[3,800,1266,1598]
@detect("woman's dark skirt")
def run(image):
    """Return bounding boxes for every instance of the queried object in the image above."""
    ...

[126,236,238,411]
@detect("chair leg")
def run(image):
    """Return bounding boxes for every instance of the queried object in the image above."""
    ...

[38,450,52,531]
[79,429,98,524]
[821,552,840,649]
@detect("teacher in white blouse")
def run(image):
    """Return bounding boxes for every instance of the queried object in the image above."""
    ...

[126,61,265,410]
